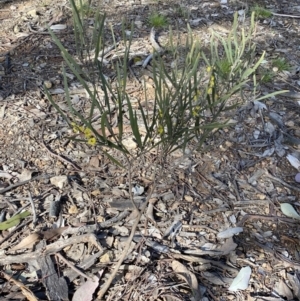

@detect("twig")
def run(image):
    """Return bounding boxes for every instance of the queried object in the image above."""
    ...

[272,12,300,18]
[0,233,103,265]
[236,214,299,227]
[60,210,130,236]
[28,189,37,226]
[64,250,103,282]
[27,23,70,35]
[126,162,139,213]
[142,28,164,68]
[56,252,94,282]
[0,174,52,195]
[0,270,38,301]
[264,169,300,192]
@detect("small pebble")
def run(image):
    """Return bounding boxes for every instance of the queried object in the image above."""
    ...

[295,173,300,183]
[43,80,52,89]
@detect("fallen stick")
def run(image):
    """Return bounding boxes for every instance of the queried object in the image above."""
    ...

[0,234,103,265]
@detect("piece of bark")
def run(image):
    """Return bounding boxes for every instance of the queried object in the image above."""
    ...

[36,240,69,301]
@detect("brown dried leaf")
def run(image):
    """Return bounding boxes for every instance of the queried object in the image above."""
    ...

[10,233,41,251]
[41,227,68,241]
[89,156,100,168]
[172,260,202,300]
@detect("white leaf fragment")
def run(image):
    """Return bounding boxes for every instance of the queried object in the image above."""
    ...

[253,100,267,111]
[280,203,300,220]
[132,185,144,196]
[217,227,243,239]
[286,154,300,170]
[50,24,67,31]
[229,266,251,291]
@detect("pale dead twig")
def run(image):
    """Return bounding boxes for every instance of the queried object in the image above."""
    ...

[272,12,300,18]
[28,189,37,226]
[263,169,300,193]
[56,252,94,282]
[126,161,139,213]
[1,270,38,301]
[27,23,71,35]
[0,174,52,195]
[0,233,103,265]
[236,214,299,227]
[60,210,130,236]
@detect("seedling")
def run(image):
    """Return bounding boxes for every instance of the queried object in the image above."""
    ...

[272,58,290,72]
[75,0,94,17]
[148,12,169,28]
[175,6,190,19]
[260,69,274,83]
[251,5,272,19]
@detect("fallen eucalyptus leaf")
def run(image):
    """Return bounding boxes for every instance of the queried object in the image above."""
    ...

[0,211,31,230]
[72,275,99,301]
[41,227,68,241]
[164,220,182,238]
[10,233,41,251]
[281,203,300,220]
[228,266,251,291]
[172,260,202,300]
[286,154,300,170]
[217,227,243,239]
[50,24,67,31]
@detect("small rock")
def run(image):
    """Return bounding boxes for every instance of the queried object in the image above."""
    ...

[43,80,52,89]
[68,205,78,214]
[184,195,193,202]
[50,175,68,189]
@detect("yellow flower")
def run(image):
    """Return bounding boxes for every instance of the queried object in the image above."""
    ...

[193,89,201,102]
[206,66,212,72]
[87,137,97,146]
[192,106,201,117]
[157,124,164,135]
[71,122,80,133]
[84,127,93,139]
[133,56,142,64]
[207,88,212,95]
